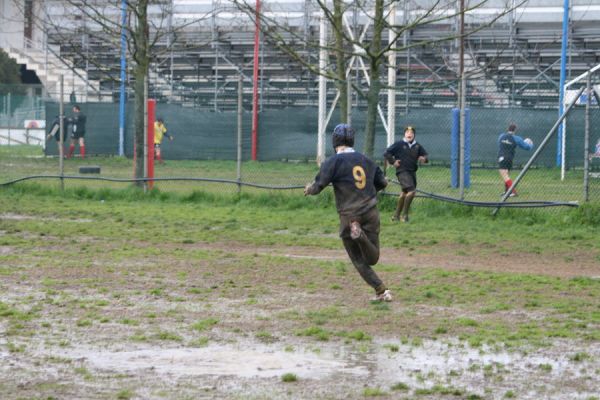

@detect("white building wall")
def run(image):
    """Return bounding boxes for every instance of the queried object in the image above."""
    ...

[0,0,25,48]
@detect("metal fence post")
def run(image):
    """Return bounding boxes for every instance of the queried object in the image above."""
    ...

[583,72,591,202]
[7,92,11,145]
[59,75,65,191]
[237,74,243,194]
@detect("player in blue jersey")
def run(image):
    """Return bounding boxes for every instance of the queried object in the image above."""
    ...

[497,123,533,196]
[384,126,428,222]
[304,124,392,302]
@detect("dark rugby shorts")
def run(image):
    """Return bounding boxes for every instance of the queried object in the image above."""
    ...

[397,170,417,192]
[71,130,85,139]
[498,156,513,170]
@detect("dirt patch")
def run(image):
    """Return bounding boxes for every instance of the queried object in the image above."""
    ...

[1,233,598,399]
[0,246,13,255]
[187,241,600,278]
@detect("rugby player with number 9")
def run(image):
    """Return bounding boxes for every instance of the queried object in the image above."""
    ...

[304,124,392,302]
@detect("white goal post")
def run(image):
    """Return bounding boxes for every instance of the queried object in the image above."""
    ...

[561,63,600,180]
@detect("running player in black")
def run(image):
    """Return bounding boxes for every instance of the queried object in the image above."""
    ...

[46,115,64,154]
[497,123,533,196]
[384,126,428,222]
[67,105,87,159]
[304,124,392,302]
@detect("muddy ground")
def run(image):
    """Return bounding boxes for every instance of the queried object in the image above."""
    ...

[1,217,599,399]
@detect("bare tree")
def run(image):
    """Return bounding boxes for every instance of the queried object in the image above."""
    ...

[15,0,213,181]
[232,0,522,158]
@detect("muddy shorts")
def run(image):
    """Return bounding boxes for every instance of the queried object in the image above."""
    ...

[498,156,513,170]
[396,170,417,192]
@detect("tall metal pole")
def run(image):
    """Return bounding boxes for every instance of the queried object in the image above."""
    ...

[118,0,127,157]
[251,0,260,160]
[458,0,466,200]
[556,0,570,167]
[7,92,11,145]
[404,0,410,114]
[59,75,65,191]
[387,2,397,148]
[317,7,327,165]
[347,79,352,125]
[583,71,591,202]
[214,45,219,112]
[237,74,243,194]
[168,0,174,99]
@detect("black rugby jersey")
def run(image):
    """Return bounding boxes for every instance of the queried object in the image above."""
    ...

[71,113,86,135]
[384,140,428,173]
[306,150,387,216]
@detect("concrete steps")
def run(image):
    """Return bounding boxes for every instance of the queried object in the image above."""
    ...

[445,51,509,106]
[2,44,111,102]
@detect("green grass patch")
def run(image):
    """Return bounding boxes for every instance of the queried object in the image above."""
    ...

[296,326,331,341]
[191,318,218,332]
[281,373,298,382]
[363,387,387,396]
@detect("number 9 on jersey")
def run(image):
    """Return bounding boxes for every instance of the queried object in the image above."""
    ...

[353,166,366,189]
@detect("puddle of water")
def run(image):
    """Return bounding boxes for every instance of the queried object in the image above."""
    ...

[37,338,599,399]
[0,246,13,254]
[64,344,368,379]
[373,338,596,394]
[379,340,511,372]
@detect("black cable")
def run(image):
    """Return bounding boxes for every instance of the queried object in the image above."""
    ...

[385,181,578,208]
[1,174,579,208]
[0,174,305,190]
[384,190,577,208]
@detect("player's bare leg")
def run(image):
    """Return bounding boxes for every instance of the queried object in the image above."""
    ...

[401,191,415,222]
[499,169,515,196]
[67,138,75,158]
[155,146,164,164]
[392,193,406,221]
[79,137,85,159]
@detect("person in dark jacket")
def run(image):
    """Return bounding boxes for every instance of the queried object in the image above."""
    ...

[497,123,533,196]
[46,115,63,153]
[67,105,87,159]
[384,126,428,222]
[304,124,392,302]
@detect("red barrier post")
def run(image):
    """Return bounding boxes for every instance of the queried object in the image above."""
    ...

[147,99,156,189]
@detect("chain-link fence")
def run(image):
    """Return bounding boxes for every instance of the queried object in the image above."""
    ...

[2,81,600,208]
[0,84,46,146]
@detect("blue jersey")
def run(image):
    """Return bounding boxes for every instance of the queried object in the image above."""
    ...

[497,132,532,162]
[306,150,387,216]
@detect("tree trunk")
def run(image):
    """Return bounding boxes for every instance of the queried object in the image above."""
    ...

[333,0,347,123]
[364,0,384,158]
[133,65,146,183]
[364,70,380,157]
[133,1,149,183]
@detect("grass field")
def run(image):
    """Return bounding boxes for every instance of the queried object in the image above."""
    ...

[2,145,599,204]
[1,146,600,399]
